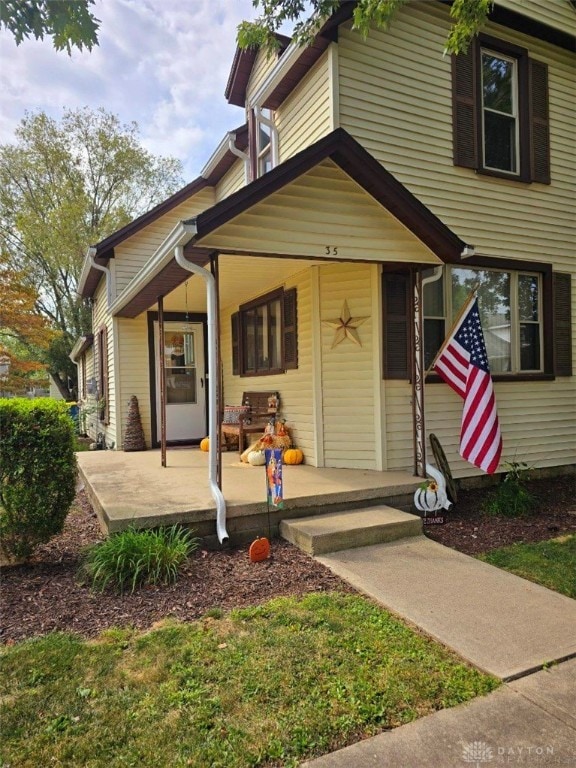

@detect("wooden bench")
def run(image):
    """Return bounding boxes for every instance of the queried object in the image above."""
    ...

[221,391,280,457]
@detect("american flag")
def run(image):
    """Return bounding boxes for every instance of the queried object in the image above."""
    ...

[433,296,502,474]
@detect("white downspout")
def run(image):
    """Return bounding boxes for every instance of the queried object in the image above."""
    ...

[228,134,250,185]
[174,245,229,544]
[87,246,112,308]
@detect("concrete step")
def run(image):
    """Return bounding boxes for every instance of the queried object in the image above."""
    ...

[280,506,422,555]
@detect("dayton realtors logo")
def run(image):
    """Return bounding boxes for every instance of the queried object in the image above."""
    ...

[462,741,494,766]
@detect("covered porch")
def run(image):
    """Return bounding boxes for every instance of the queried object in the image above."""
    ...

[77,448,421,547]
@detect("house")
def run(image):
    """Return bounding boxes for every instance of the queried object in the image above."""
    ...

[72,0,575,483]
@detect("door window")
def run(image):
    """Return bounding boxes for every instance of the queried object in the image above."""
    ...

[164,330,197,404]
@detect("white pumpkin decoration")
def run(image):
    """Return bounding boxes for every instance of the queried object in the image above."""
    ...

[247,450,266,466]
[414,463,452,513]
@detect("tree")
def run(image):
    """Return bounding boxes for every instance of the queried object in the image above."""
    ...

[238,0,493,55]
[0,253,55,395]
[0,0,99,54]
[0,108,184,398]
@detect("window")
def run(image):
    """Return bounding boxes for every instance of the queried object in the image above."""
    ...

[232,288,298,376]
[423,266,543,374]
[250,107,278,179]
[452,36,550,183]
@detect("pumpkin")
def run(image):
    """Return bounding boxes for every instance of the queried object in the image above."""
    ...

[200,437,210,452]
[249,536,271,562]
[247,450,266,466]
[284,447,303,465]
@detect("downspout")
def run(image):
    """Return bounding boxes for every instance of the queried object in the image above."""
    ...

[87,246,112,308]
[228,133,250,185]
[175,245,229,544]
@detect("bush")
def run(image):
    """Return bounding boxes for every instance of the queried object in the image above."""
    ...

[0,398,77,560]
[483,461,536,518]
[80,525,199,594]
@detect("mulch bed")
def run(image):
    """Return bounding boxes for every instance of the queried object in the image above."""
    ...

[1,475,575,645]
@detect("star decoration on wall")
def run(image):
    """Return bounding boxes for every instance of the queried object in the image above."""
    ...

[323,300,369,348]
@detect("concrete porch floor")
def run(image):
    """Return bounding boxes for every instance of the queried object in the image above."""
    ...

[77,448,422,546]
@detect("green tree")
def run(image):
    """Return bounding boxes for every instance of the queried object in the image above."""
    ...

[0,108,184,398]
[0,0,99,54]
[238,0,493,55]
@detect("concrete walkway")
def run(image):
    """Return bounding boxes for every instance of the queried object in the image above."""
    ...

[304,537,576,767]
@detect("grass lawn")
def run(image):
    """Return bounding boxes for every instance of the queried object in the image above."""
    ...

[479,535,576,598]
[0,592,499,768]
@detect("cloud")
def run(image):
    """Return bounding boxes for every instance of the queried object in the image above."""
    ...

[0,0,257,178]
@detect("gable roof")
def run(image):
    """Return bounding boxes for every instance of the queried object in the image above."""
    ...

[187,128,466,262]
[113,128,467,318]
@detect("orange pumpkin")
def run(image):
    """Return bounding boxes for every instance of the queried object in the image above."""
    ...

[200,437,210,452]
[249,536,271,562]
[284,447,303,465]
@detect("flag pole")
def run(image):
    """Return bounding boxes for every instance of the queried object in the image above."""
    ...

[425,285,480,378]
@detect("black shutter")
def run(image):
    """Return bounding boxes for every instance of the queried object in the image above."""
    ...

[383,270,412,380]
[452,42,478,170]
[283,288,298,370]
[231,312,240,375]
[529,59,551,184]
[98,326,109,424]
[554,273,572,377]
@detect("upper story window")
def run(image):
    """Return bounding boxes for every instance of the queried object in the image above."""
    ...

[481,50,519,174]
[452,36,550,184]
[232,287,298,377]
[250,107,278,180]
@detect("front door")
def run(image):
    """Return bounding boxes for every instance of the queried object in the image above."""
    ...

[154,321,206,442]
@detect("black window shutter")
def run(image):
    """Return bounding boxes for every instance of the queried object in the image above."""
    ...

[283,288,298,370]
[529,59,551,184]
[383,271,412,380]
[452,42,478,170]
[231,312,240,375]
[554,273,572,377]
[98,326,109,424]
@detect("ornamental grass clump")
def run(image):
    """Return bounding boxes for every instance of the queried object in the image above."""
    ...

[81,525,199,594]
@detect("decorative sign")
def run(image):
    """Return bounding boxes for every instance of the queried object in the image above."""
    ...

[323,299,369,348]
[423,515,447,526]
[265,448,283,509]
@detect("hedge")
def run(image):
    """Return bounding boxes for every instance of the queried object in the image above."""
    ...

[0,398,77,560]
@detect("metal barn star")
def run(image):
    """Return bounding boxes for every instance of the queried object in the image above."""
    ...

[323,300,368,348]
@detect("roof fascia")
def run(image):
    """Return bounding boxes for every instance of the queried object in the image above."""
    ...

[187,128,466,263]
[69,333,94,362]
[225,33,292,107]
[109,221,196,317]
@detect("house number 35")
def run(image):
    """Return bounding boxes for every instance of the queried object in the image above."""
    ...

[325,245,338,256]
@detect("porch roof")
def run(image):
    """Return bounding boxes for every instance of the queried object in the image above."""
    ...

[112,129,467,319]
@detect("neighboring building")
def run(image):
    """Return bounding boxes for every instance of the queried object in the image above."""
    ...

[73,0,575,479]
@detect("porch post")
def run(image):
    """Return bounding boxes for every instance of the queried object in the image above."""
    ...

[158,296,167,467]
[412,270,426,477]
[210,254,222,490]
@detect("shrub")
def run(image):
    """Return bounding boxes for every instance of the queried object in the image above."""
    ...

[0,398,77,560]
[80,525,199,594]
[483,461,536,518]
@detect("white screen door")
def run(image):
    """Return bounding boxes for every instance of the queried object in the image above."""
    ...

[155,321,206,442]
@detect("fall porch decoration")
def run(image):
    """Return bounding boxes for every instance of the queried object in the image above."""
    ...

[283,447,304,465]
[200,437,210,452]
[248,536,271,562]
[123,395,146,452]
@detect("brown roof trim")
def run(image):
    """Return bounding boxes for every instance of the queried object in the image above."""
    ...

[225,34,292,107]
[189,128,466,263]
[438,0,575,52]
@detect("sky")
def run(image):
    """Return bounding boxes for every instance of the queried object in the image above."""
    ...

[0,0,265,181]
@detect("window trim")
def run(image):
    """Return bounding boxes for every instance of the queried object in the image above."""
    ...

[480,48,520,175]
[249,106,278,180]
[233,287,297,377]
[423,258,554,382]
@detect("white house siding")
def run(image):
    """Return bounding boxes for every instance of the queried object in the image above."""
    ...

[246,48,279,105]
[197,159,441,265]
[318,263,378,469]
[215,159,246,202]
[113,188,215,296]
[116,314,151,450]
[338,3,576,475]
[276,51,332,163]
[219,263,317,464]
